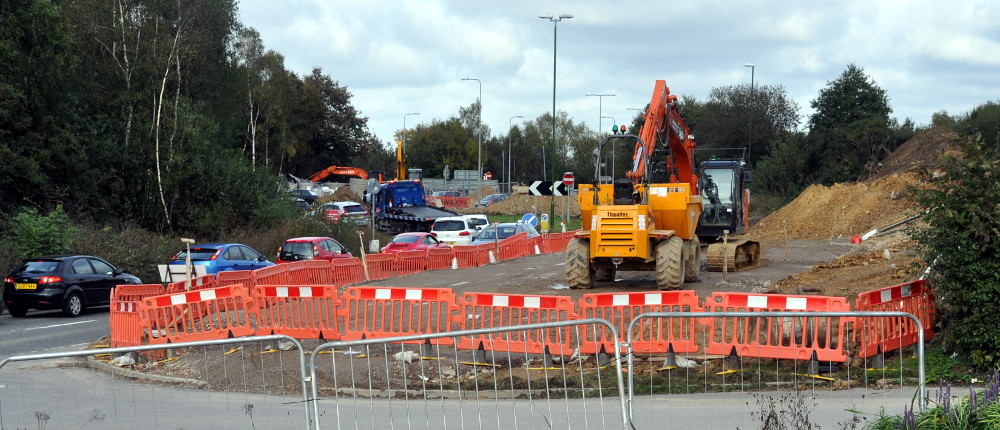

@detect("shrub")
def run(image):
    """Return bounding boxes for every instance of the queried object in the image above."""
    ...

[2,205,75,261]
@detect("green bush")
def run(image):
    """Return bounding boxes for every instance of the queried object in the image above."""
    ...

[910,134,1000,369]
[2,205,76,261]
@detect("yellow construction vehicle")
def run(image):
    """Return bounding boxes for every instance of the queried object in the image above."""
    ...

[567,80,703,289]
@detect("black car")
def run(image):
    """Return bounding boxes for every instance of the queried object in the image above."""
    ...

[288,189,319,204]
[2,255,141,317]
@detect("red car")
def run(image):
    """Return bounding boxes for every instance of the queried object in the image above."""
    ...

[276,237,353,263]
[380,232,451,254]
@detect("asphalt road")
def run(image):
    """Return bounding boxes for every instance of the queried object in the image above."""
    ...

[0,306,110,361]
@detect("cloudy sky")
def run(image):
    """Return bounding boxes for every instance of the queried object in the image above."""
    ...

[239,0,1000,145]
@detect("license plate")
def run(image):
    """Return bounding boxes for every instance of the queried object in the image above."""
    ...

[15,282,37,290]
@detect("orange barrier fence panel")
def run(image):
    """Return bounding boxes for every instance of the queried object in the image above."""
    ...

[166,274,216,294]
[530,235,544,255]
[474,244,493,266]
[139,285,258,344]
[364,253,396,281]
[110,284,166,348]
[340,286,458,345]
[331,258,365,287]
[285,261,313,285]
[854,279,937,358]
[253,264,290,286]
[216,270,253,287]
[395,250,427,276]
[497,233,527,261]
[541,234,560,254]
[559,231,577,252]
[703,292,852,362]
[578,291,703,355]
[455,292,577,355]
[253,285,343,340]
[452,245,478,269]
[305,260,335,285]
[425,247,454,271]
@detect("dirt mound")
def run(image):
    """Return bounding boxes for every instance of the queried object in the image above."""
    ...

[329,186,362,203]
[865,126,960,181]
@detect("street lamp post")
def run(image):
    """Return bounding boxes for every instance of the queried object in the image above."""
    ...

[744,63,755,162]
[402,112,419,179]
[508,115,524,192]
[539,13,572,232]
[587,93,614,182]
[461,77,482,196]
[601,115,616,179]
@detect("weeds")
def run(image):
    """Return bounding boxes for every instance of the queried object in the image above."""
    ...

[868,370,1000,429]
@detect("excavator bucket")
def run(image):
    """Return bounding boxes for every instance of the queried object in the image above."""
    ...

[705,239,761,272]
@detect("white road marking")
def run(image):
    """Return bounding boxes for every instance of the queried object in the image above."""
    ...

[20,320,97,332]
[450,281,469,287]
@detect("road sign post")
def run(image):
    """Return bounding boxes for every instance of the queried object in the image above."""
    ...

[562,172,574,232]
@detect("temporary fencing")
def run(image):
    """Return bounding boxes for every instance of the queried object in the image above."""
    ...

[577,290,703,355]
[166,274,215,293]
[394,250,426,275]
[285,261,313,285]
[452,245,478,269]
[254,285,342,340]
[854,279,937,358]
[339,286,459,344]
[253,263,291,285]
[304,259,335,284]
[455,292,578,354]
[215,269,253,286]
[496,232,529,260]
[110,284,166,348]
[139,284,258,344]
[425,247,453,270]
[702,292,853,362]
[331,257,365,286]
[364,253,396,280]
[474,243,493,266]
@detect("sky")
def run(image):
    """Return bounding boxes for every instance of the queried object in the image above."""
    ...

[238,0,1000,147]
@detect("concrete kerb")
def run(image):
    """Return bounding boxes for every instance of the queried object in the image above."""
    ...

[85,354,208,388]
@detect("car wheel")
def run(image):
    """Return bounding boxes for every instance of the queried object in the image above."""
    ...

[8,305,28,317]
[63,293,84,318]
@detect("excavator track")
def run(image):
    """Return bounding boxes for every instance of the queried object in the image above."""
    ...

[705,239,761,272]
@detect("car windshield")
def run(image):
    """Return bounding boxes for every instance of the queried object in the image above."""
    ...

[175,248,219,261]
[343,205,366,214]
[390,235,420,244]
[467,218,488,227]
[477,226,515,240]
[433,220,465,231]
[280,242,313,258]
[16,260,61,274]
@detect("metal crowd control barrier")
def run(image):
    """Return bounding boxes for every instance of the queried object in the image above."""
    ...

[139,284,258,344]
[308,319,630,430]
[0,335,311,428]
[110,284,165,348]
[854,279,936,358]
[703,292,852,362]
[254,285,343,339]
[339,286,458,344]
[578,290,703,355]
[455,292,578,354]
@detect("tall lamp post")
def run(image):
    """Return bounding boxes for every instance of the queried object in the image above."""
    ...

[744,63,755,163]
[539,13,572,231]
[601,115,616,179]
[508,115,524,192]
[402,112,419,178]
[461,77,482,197]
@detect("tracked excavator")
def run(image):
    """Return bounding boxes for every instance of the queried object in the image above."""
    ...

[696,150,761,272]
[566,80,703,290]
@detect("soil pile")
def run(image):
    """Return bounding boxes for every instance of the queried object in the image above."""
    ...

[864,126,961,181]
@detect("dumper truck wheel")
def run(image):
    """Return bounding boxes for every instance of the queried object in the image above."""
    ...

[565,238,594,289]
[684,237,700,282]
[655,237,684,290]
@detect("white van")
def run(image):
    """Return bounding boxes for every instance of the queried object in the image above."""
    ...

[431,216,480,246]
[462,214,489,231]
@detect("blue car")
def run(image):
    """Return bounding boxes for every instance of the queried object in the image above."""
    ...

[169,243,274,275]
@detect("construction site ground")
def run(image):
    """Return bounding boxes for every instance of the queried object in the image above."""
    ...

[121,127,959,394]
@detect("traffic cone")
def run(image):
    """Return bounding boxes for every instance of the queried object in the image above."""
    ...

[451,257,458,270]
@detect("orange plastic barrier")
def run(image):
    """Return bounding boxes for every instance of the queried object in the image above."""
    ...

[340,286,458,344]
[497,232,528,261]
[425,247,454,271]
[541,233,560,254]
[455,292,577,355]
[139,285,257,344]
[285,261,312,285]
[216,270,253,287]
[253,264,290,286]
[452,245,478,269]
[578,291,703,354]
[331,257,365,287]
[110,284,166,348]
[703,292,852,362]
[475,244,493,266]
[304,260,334,284]
[395,250,426,276]
[166,274,215,294]
[364,253,395,281]
[854,279,936,358]
[530,235,544,255]
[253,285,343,340]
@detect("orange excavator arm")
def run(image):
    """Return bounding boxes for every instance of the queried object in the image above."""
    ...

[627,80,698,195]
[307,166,369,183]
